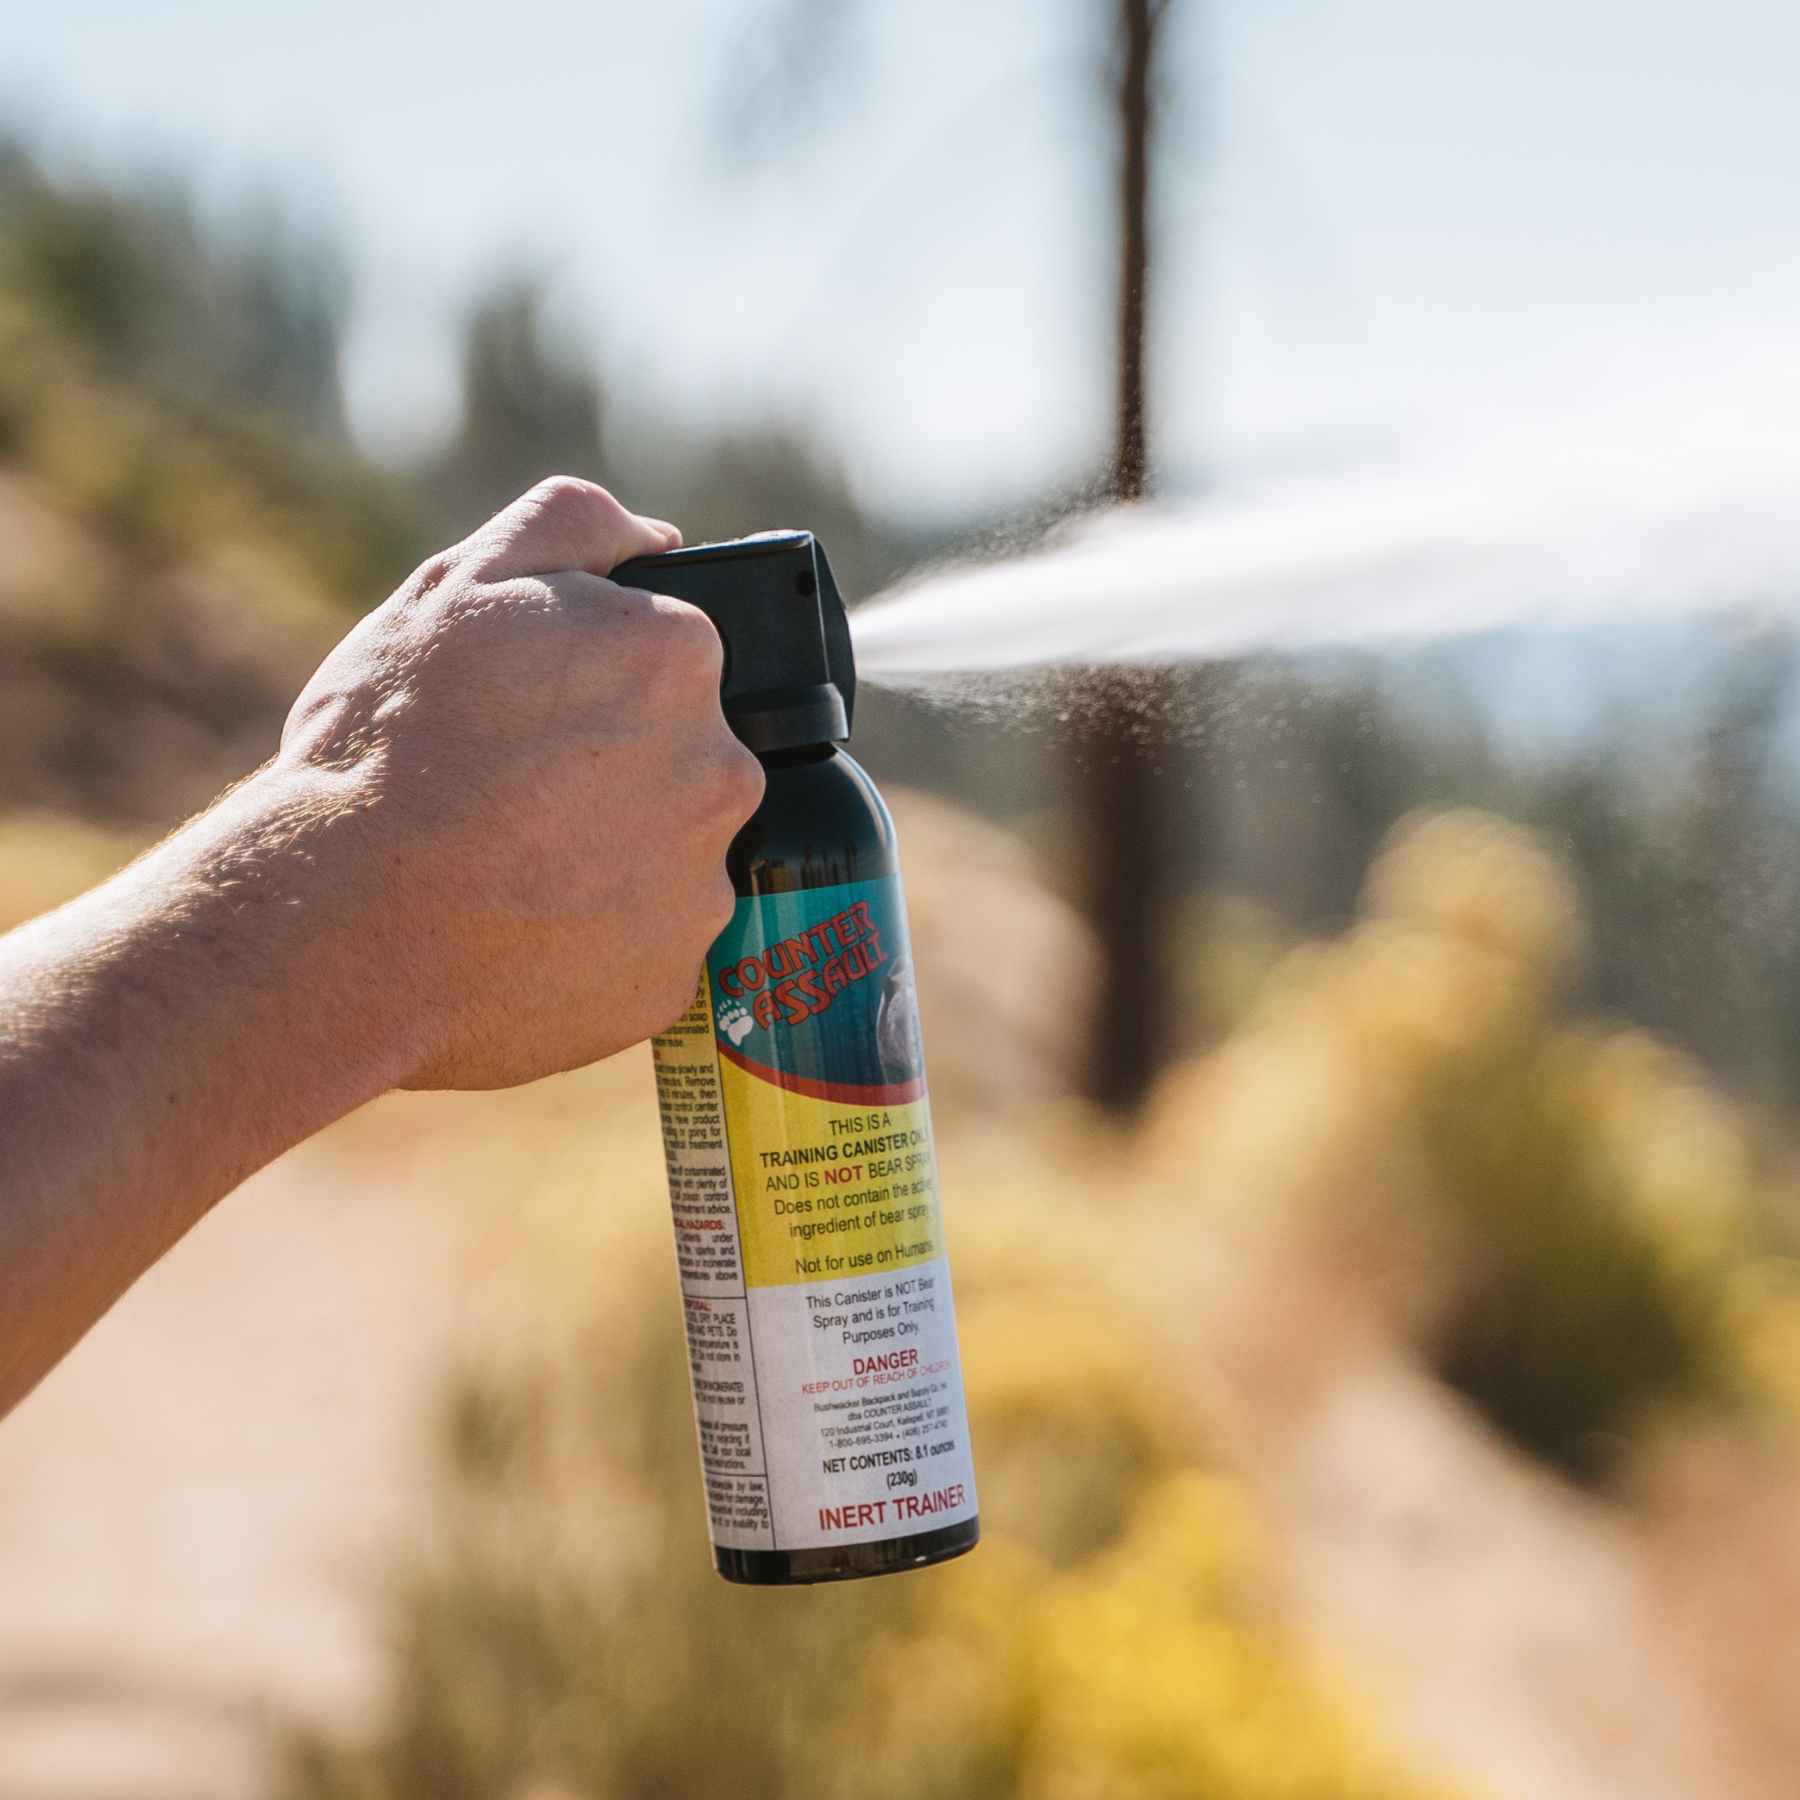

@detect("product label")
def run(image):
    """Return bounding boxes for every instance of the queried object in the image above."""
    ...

[652,875,977,1554]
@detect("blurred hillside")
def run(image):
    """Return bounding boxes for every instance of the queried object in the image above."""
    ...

[0,142,941,824]
[0,149,418,819]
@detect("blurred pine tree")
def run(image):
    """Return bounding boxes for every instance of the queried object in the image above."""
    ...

[431,278,607,530]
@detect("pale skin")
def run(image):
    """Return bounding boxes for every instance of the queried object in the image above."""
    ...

[0,476,765,1418]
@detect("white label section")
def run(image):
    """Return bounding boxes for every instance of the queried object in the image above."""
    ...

[748,1255,977,1552]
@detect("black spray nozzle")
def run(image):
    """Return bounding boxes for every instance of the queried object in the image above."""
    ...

[610,529,855,756]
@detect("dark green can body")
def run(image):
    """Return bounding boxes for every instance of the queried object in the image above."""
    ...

[652,746,980,1584]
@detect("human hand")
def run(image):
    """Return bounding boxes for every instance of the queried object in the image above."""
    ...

[277,476,764,1089]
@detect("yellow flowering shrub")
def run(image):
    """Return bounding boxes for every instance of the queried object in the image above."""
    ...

[280,1202,1456,1800]
[1148,808,1796,1484]
[834,1473,1457,1800]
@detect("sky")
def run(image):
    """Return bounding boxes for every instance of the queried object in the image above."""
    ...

[8,0,1800,524]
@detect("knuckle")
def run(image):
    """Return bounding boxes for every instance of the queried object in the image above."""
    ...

[518,475,624,544]
[705,872,738,937]
[721,743,765,818]
[692,736,762,830]
[526,473,597,517]
[654,596,725,672]
[406,551,458,599]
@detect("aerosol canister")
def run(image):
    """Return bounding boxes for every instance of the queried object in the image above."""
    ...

[612,531,980,1585]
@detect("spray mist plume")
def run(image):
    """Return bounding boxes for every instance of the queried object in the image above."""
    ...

[850,358,1800,696]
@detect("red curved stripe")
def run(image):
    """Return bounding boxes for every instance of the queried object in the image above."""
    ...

[717,1037,926,1107]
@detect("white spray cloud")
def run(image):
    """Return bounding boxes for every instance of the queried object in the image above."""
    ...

[852,351,1800,685]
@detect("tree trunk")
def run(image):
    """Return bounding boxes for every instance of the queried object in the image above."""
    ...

[1081,0,1171,1115]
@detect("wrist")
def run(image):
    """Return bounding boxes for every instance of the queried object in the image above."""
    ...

[165,760,419,1121]
[0,760,417,1192]
[0,762,409,1414]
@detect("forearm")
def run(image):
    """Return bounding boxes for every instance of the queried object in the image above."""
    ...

[0,477,748,1418]
[0,765,403,1414]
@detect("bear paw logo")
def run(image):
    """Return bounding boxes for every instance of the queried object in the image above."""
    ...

[717,1000,755,1046]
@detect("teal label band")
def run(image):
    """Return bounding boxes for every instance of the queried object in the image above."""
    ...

[708,876,926,1107]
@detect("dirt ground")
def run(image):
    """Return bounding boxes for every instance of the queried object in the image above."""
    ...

[1151,1204,1800,1800]
[0,1085,532,1800]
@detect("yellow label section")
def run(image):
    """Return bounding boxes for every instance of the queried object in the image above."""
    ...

[719,1059,942,1289]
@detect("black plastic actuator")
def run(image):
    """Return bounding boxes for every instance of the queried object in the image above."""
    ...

[611,530,856,756]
